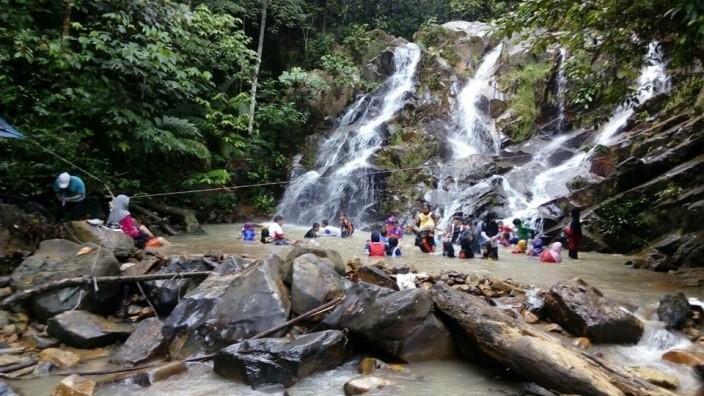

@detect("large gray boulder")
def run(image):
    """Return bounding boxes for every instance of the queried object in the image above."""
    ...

[11,239,121,321]
[111,318,166,365]
[291,254,345,315]
[544,278,644,343]
[282,246,345,284]
[656,293,691,329]
[162,258,291,358]
[323,282,454,361]
[214,330,348,388]
[47,310,133,348]
[66,221,135,260]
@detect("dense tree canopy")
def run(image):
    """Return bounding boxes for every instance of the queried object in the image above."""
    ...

[1,0,701,217]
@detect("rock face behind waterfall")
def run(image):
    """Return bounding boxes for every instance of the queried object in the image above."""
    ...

[544,278,644,343]
[11,239,121,321]
[162,257,290,358]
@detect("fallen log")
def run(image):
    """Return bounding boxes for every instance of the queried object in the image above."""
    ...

[0,272,212,308]
[429,284,675,396]
[131,204,178,236]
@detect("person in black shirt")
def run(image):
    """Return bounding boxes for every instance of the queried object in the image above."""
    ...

[304,223,320,238]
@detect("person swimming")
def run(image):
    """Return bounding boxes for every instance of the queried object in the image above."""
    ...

[304,223,320,238]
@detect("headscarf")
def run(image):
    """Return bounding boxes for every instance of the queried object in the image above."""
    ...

[386,215,396,225]
[243,223,254,231]
[549,242,563,262]
[107,194,131,224]
[517,240,527,251]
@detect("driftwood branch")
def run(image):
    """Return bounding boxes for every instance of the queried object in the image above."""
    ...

[132,204,178,236]
[252,295,344,339]
[0,272,212,308]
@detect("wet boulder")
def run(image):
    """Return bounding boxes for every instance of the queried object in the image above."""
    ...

[0,204,56,273]
[66,221,135,261]
[657,293,691,329]
[283,246,345,284]
[52,374,95,396]
[291,254,344,315]
[214,330,348,388]
[323,282,454,361]
[47,310,133,348]
[344,376,391,395]
[143,256,210,314]
[111,318,166,365]
[11,239,121,321]
[354,265,397,290]
[162,258,290,358]
[544,278,644,343]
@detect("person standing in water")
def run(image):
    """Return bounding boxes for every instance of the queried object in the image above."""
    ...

[481,212,500,260]
[339,213,355,238]
[563,208,582,259]
[412,204,436,253]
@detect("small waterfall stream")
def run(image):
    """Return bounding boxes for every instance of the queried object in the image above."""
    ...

[277,43,422,226]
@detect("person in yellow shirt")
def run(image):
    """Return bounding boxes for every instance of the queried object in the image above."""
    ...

[412,204,436,253]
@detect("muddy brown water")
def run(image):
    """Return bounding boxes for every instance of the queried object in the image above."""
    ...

[10,223,703,395]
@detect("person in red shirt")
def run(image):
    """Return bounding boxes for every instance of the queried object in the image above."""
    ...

[539,242,563,263]
[107,194,155,249]
[364,231,387,257]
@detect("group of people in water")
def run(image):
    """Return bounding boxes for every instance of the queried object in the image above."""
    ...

[251,204,583,263]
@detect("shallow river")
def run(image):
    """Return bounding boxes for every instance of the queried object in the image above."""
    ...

[10,223,703,395]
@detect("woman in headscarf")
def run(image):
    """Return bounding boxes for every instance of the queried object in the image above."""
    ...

[385,215,403,240]
[527,235,544,257]
[539,242,563,263]
[511,240,527,254]
[364,231,387,257]
[107,195,155,249]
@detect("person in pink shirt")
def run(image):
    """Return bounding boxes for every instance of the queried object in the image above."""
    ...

[107,194,154,249]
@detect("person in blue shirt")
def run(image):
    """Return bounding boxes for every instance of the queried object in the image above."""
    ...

[53,172,86,220]
[241,223,256,241]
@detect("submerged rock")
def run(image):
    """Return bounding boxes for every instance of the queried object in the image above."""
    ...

[657,293,691,329]
[661,349,704,367]
[47,310,132,348]
[11,239,121,321]
[0,380,19,396]
[65,221,134,261]
[343,376,391,395]
[544,278,644,343]
[39,348,80,369]
[162,258,290,358]
[291,254,344,315]
[52,374,95,396]
[214,330,348,388]
[628,366,679,390]
[323,282,454,361]
[111,318,166,365]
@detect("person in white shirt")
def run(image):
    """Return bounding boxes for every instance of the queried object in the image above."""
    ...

[268,215,291,245]
[320,219,340,237]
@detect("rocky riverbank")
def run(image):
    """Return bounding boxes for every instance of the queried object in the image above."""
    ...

[0,236,701,395]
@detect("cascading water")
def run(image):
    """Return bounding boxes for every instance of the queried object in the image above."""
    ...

[426,44,505,226]
[501,42,671,225]
[277,43,422,226]
[449,44,504,158]
[556,48,568,133]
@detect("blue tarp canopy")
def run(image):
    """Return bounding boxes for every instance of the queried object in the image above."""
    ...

[0,117,24,139]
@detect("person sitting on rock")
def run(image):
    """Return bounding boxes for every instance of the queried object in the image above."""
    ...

[304,223,320,239]
[442,216,463,258]
[527,235,544,257]
[386,236,402,257]
[107,194,155,249]
[512,240,527,254]
[241,223,256,241]
[364,231,387,257]
[320,219,341,237]
[539,242,563,263]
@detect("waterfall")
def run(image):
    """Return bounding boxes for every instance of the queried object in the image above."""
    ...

[556,48,568,133]
[450,44,504,158]
[502,42,671,225]
[277,43,422,226]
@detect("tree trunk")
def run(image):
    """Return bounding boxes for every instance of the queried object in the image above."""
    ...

[62,0,72,37]
[430,285,676,396]
[247,0,268,135]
